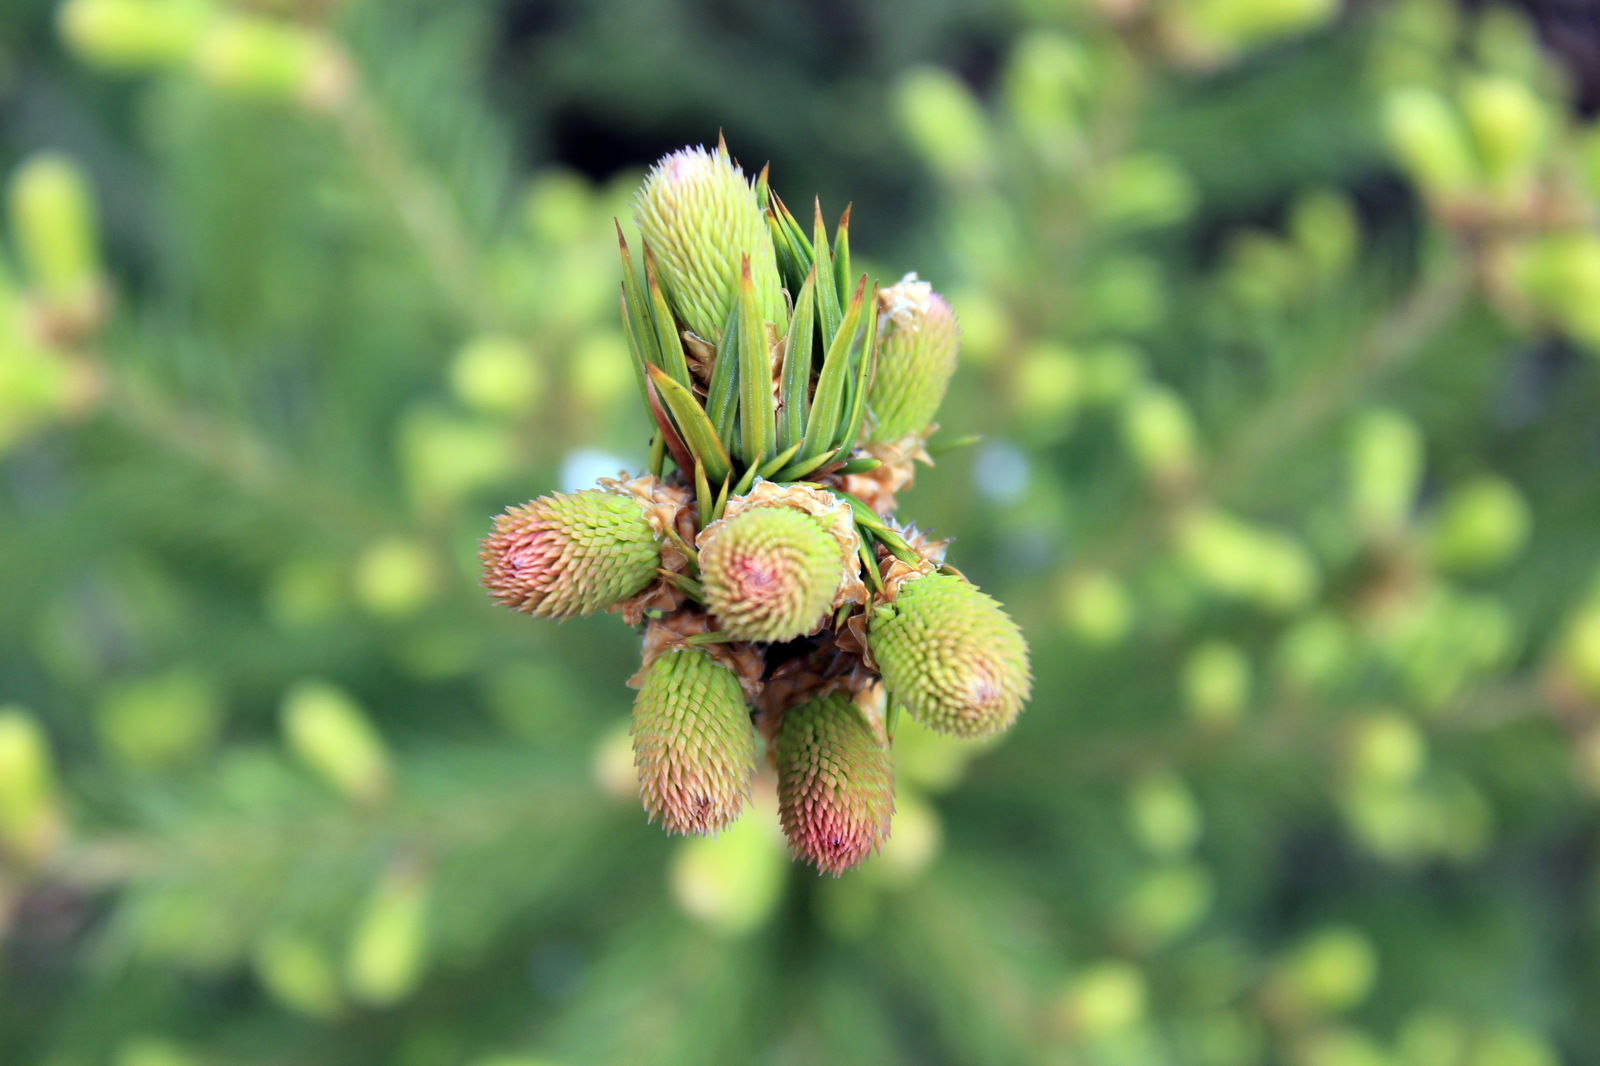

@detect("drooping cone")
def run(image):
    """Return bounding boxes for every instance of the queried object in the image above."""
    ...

[480,489,661,619]
[867,274,959,440]
[699,505,844,643]
[869,572,1031,738]
[632,145,786,343]
[631,647,757,835]
[774,691,895,875]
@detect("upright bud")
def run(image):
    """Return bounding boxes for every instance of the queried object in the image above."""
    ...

[699,506,841,642]
[869,275,960,440]
[631,648,757,835]
[0,708,63,864]
[1384,88,1479,203]
[1461,75,1545,200]
[774,692,895,875]
[631,146,785,342]
[1348,407,1423,538]
[1122,384,1198,488]
[281,681,392,805]
[9,153,102,322]
[58,0,206,71]
[480,489,662,619]
[870,573,1031,738]
[346,863,430,1007]
[1425,475,1529,574]
[195,17,349,108]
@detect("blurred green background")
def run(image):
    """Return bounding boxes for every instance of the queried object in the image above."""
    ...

[5,0,1600,1063]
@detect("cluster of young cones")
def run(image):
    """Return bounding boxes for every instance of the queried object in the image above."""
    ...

[481,140,1031,874]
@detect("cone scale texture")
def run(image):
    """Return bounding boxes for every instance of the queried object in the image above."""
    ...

[870,573,1032,738]
[700,505,842,643]
[482,141,1031,871]
[631,647,758,835]
[775,692,895,874]
[480,489,661,619]
[633,146,786,342]
[869,276,959,440]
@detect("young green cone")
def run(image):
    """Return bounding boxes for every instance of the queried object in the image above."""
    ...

[480,489,661,619]
[699,505,843,642]
[631,647,757,835]
[632,145,786,342]
[774,691,895,875]
[868,274,960,440]
[870,573,1031,738]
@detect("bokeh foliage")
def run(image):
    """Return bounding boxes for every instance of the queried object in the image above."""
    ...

[3,0,1600,1064]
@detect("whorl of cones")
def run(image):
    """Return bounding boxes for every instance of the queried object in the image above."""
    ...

[481,142,1034,876]
[774,691,895,875]
[869,572,1032,739]
[868,274,960,440]
[632,145,786,342]
[631,647,758,835]
[699,505,843,643]
[480,489,662,619]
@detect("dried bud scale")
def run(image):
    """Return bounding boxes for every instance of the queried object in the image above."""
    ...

[481,141,1031,875]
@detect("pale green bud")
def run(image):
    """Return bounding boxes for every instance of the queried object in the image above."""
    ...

[1054,960,1146,1038]
[195,17,348,107]
[1462,75,1546,197]
[869,275,961,439]
[1127,771,1202,859]
[1120,863,1213,948]
[97,669,221,771]
[1425,475,1529,574]
[895,68,993,184]
[1184,640,1251,727]
[0,708,63,863]
[1470,1025,1559,1066]
[253,934,342,1019]
[1188,0,1338,46]
[670,793,786,933]
[873,789,942,884]
[480,490,660,619]
[355,537,440,618]
[398,406,517,509]
[1097,154,1196,229]
[774,692,895,875]
[870,573,1031,739]
[1004,32,1089,155]
[59,0,207,71]
[1345,710,1425,787]
[1290,189,1360,278]
[631,146,785,342]
[1384,88,1479,200]
[1397,1009,1469,1066]
[1511,232,1600,346]
[1348,407,1424,537]
[281,680,392,804]
[8,153,101,309]
[1274,927,1377,1014]
[1012,342,1082,431]
[1056,568,1134,646]
[631,648,757,836]
[1274,611,1351,692]
[346,865,430,1007]
[450,335,544,416]
[1122,384,1197,486]
[1561,605,1600,700]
